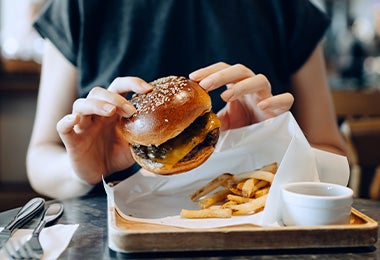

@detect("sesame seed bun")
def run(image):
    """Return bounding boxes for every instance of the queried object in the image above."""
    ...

[120,76,220,175]
[121,76,213,146]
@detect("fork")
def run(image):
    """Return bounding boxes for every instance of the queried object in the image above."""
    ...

[4,202,64,259]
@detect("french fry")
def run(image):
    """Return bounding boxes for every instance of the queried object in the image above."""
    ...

[180,208,232,218]
[198,188,230,209]
[182,162,277,219]
[242,178,255,197]
[221,200,238,208]
[261,162,278,173]
[252,180,270,193]
[236,182,244,190]
[234,170,275,183]
[190,173,233,201]
[229,187,243,196]
[230,194,268,215]
[227,194,252,204]
[254,186,270,198]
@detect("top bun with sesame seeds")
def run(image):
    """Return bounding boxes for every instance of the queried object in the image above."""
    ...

[120,76,221,175]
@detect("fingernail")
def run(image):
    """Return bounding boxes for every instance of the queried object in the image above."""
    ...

[189,71,200,80]
[103,104,115,113]
[122,103,136,117]
[66,114,77,122]
[142,82,153,91]
[199,78,213,90]
[221,89,234,101]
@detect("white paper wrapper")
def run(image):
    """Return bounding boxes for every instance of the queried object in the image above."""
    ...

[104,112,349,228]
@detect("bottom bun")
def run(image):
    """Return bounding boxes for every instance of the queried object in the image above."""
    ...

[130,145,215,175]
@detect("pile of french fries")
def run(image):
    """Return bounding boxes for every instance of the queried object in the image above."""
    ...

[180,162,278,218]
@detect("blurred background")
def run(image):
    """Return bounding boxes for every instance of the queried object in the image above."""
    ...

[0,0,379,211]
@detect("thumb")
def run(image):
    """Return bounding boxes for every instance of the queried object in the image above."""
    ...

[216,107,230,131]
[56,114,81,145]
[57,114,80,134]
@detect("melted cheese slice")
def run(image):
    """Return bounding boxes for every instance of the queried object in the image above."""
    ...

[150,112,220,170]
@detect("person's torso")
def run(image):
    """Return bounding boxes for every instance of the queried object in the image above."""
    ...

[77,0,292,112]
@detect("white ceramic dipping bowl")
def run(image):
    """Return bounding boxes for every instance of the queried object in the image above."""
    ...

[281,182,353,226]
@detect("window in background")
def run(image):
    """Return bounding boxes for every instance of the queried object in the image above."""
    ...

[323,0,380,90]
[0,0,45,65]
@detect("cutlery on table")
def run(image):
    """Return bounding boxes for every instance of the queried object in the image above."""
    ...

[0,197,45,249]
[4,202,64,259]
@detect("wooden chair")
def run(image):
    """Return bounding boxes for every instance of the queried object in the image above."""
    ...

[370,166,380,200]
[331,89,380,198]
[331,89,380,119]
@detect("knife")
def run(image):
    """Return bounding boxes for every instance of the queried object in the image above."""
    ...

[0,197,45,249]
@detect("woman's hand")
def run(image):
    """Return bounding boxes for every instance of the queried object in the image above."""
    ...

[190,62,294,130]
[56,77,152,184]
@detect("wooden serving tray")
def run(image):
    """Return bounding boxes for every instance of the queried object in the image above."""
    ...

[107,205,378,253]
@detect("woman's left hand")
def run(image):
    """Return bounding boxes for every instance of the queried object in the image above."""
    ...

[190,62,294,130]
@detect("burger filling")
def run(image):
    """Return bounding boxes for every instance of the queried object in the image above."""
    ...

[131,112,220,170]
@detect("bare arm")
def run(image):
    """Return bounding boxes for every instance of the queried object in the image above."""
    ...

[291,43,346,155]
[27,41,150,199]
[26,41,93,198]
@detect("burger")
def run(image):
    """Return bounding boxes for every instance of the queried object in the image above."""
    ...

[120,75,221,175]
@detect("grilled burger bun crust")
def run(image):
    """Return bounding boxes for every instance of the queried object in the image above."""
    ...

[120,76,221,175]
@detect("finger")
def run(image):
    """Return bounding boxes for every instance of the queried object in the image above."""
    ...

[189,62,230,81]
[86,87,135,117]
[72,97,117,117]
[56,113,80,135]
[257,93,294,115]
[76,114,93,132]
[216,106,231,131]
[108,76,152,94]
[196,64,255,91]
[217,99,254,131]
[56,113,93,136]
[221,74,271,102]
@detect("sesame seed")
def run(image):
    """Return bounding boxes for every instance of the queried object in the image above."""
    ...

[130,76,189,115]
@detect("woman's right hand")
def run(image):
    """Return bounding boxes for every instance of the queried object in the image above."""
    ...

[56,77,152,185]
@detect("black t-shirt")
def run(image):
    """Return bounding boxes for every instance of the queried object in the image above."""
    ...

[34,0,330,113]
